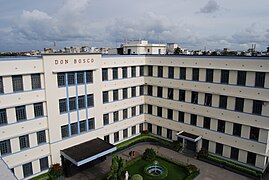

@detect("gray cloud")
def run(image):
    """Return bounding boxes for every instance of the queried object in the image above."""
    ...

[199,0,220,13]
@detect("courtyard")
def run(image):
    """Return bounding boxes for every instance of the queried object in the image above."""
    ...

[66,143,250,180]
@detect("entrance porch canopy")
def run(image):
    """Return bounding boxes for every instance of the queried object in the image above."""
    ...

[176,131,202,142]
[60,138,116,166]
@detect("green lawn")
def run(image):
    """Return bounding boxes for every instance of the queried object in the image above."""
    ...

[126,157,188,180]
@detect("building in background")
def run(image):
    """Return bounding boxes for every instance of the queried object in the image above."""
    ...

[0,54,269,179]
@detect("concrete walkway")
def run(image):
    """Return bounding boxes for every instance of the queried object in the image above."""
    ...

[67,143,251,180]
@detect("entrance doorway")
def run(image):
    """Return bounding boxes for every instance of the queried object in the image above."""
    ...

[186,140,196,152]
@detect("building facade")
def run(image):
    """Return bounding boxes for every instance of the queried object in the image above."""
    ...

[0,54,269,179]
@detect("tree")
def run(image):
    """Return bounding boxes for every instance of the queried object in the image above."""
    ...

[174,47,182,55]
[143,148,156,161]
[107,155,127,180]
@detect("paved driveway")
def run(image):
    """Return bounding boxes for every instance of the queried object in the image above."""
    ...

[67,143,251,180]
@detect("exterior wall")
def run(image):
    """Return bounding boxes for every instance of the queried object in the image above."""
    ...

[0,55,269,179]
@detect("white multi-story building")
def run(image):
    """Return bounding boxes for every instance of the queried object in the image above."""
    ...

[122,40,166,55]
[0,54,269,179]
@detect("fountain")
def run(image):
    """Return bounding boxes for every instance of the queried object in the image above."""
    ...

[144,161,168,178]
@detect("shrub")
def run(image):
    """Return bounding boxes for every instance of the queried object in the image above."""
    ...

[186,164,198,175]
[48,163,63,180]
[143,148,156,162]
[198,148,208,158]
[131,174,143,180]
[173,141,183,152]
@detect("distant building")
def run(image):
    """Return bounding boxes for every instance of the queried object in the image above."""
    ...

[166,43,179,54]
[122,40,166,55]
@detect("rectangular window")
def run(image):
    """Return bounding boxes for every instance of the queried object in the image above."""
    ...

[148,85,153,96]
[255,72,265,88]
[0,109,7,126]
[114,132,119,142]
[16,105,27,121]
[158,66,163,77]
[168,88,173,100]
[168,67,174,79]
[103,114,109,125]
[80,120,86,132]
[249,127,259,141]
[180,67,186,80]
[69,97,76,111]
[140,85,144,96]
[59,99,67,113]
[252,100,263,115]
[157,126,162,136]
[34,103,44,118]
[139,105,144,114]
[61,125,69,138]
[247,152,256,166]
[57,73,65,87]
[102,68,108,81]
[103,91,109,103]
[215,143,223,156]
[202,139,209,150]
[19,135,30,150]
[113,68,118,80]
[113,111,119,122]
[77,72,84,84]
[131,66,136,77]
[206,69,214,82]
[140,66,144,76]
[233,123,242,137]
[131,87,136,97]
[203,117,211,129]
[113,90,119,101]
[230,147,239,161]
[157,87,163,98]
[190,114,197,126]
[12,75,23,92]
[123,88,128,99]
[167,109,173,120]
[31,74,41,89]
[139,123,143,133]
[0,77,4,93]
[148,105,152,115]
[148,123,152,133]
[157,107,162,117]
[39,157,49,171]
[132,106,136,116]
[122,67,128,78]
[68,72,75,85]
[235,97,244,112]
[123,128,128,138]
[78,96,85,109]
[217,120,225,133]
[86,70,93,83]
[204,93,212,107]
[87,94,94,107]
[219,95,227,109]
[148,66,153,76]
[192,68,199,81]
[221,70,229,84]
[0,140,11,155]
[178,111,184,123]
[71,122,78,135]
[191,91,198,104]
[132,126,136,135]
[104,135,109,143]
[37,130,46,144]
[237,71,246,86]
[123,109,128,119]
[23,162,33,178]
[88,118,95,130]
[179,90,185,102]
[167,129,172,139]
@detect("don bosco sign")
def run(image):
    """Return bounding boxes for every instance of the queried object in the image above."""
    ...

[54,58,94,65]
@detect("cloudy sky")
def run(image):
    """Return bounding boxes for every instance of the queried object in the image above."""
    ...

[0,0,269,52]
